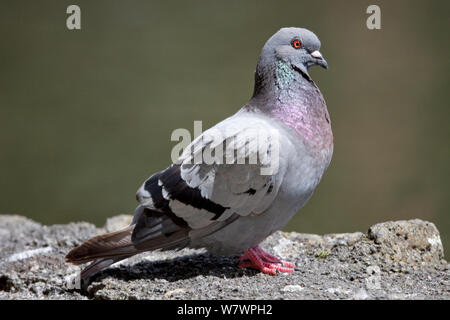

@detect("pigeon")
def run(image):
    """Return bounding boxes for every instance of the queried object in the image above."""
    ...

[66,27,333,278]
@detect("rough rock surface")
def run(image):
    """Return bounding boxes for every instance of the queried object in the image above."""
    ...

[0,215,448,300]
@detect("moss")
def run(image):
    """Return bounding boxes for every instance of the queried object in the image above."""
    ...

[315,250,330,259]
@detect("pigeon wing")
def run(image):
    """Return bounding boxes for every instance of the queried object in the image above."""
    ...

[136,114,288,233]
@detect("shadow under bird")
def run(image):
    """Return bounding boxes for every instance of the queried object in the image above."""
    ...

[66,27,333,278]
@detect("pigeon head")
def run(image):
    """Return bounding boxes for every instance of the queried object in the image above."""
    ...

[253,27,327,97]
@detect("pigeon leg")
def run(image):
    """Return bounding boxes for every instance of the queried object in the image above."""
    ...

[254,246,295,268]
[238,245,295,274]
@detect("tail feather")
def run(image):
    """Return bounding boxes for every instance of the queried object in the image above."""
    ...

[65,217,191,279]
[80,255,134,279]
[66,206,238,279]
[66,226,137,265]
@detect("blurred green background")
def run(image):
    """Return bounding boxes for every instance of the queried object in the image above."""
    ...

[1,1,449,251]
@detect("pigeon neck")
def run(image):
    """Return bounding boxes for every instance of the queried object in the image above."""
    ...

[251,59,317,105]
[253,59,315,102]
[249,60,332,148]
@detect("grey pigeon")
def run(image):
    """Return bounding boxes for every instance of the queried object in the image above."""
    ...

[66,27,333,277]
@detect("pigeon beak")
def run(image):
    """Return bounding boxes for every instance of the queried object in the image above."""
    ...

[311,50,328,69]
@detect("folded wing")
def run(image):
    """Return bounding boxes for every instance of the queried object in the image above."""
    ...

[136,114,288,236]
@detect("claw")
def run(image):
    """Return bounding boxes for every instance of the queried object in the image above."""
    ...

[238,245,295,274]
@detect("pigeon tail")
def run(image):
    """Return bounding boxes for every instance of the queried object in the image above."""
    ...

[66,225,138,265]
[79,255,134,279]
[66,212,191,278]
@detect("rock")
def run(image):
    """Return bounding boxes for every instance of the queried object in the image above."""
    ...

[368,219,444,266]
[104,215,133,233]
[164,288,188,298]
[281,285,304,293]
[353,288,370,300]
[0,215,448,300]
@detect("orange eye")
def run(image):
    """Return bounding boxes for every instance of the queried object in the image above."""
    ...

[291,39,302,49]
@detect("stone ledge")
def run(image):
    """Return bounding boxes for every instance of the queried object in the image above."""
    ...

[0,215,448,300]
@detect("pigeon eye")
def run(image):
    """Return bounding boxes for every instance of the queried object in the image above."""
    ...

[291,39,302,49]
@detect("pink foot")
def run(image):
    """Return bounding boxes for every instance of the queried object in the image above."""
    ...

[238,245,295,275]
